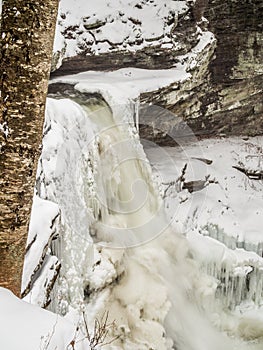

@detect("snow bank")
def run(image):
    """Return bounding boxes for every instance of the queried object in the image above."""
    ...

[0,288,89,350]
[145,136,263,310]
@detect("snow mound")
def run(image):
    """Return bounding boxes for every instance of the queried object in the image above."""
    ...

[0,287,89,350]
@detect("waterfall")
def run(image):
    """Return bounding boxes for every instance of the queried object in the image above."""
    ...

[27,93,263,350]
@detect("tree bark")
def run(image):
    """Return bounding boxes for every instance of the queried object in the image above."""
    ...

[0,0,59,296]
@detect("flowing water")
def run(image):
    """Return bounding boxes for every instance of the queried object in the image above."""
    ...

[46,95,263,350]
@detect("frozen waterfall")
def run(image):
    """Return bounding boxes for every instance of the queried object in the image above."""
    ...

[23,92,263,350]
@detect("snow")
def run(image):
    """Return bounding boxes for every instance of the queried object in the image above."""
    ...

[145,137,263,251]
[0,288,89,350]
[54,0,191,61]
[0,122,9,138]
[52,64,190,100]
[145,136,263,311]
[22,196,60,295]
[23,255,60,307]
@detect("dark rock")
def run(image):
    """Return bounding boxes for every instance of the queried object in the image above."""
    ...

[140,0,263,142]
[51,46,183,76]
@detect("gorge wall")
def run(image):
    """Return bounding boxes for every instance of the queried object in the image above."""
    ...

[204,0,263,136]
[140,0,263,143]
[50,0,263,143]
[200,0,262,137]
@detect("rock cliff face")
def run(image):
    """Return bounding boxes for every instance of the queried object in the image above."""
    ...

[207,0,262,83]
[204,0,263,136]
[51,0,200,74]
[139,0,263,142]
[51,0,263,142]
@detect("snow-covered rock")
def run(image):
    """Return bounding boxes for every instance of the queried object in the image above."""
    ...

[52,0,195,71]
[145,136,263,310]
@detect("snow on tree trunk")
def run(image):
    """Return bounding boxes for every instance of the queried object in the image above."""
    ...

[0,0,59,296]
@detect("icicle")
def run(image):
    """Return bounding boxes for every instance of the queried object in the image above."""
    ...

[133,98,140,133]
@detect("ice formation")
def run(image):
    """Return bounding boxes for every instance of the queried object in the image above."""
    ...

[22,88,263,349]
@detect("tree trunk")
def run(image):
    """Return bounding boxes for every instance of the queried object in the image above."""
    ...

[0,0,59,296]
